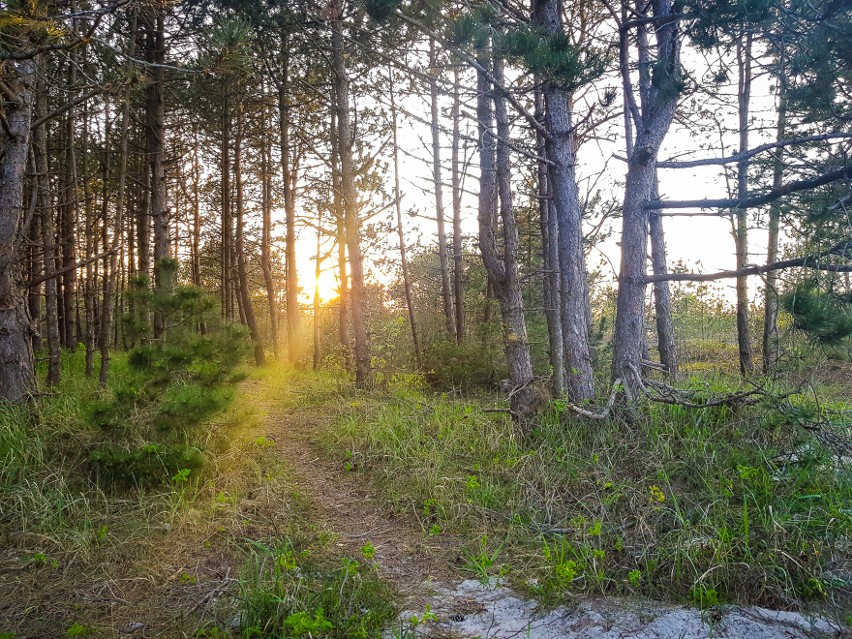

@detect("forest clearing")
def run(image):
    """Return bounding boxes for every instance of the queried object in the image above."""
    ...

[2,0,852,636]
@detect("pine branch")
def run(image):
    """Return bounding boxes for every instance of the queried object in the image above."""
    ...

[649,165,852,210]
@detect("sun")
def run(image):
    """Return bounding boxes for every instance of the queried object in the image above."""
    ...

[301,267,340,304]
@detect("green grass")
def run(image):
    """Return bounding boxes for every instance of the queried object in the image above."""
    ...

[1,355,402,638]
[318,371,852,610]
[221,537,396,639]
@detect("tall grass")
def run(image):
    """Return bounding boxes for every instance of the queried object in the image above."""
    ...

[320,373,852,609]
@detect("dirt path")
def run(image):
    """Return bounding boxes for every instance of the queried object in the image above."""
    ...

[248,378,461,606]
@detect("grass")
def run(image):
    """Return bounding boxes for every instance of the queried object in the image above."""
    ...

[3,339,850,635]
[222,538,396,639]
[0,354,400,639]
[318,370,852,613]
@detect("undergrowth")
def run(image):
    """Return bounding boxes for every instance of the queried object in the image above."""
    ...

[211,537,396,639]
[320,372,852,611]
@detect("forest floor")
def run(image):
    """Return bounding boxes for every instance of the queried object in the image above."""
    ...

[1,364,850,638]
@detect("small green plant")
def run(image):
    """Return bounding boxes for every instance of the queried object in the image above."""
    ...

[691,583,719,608]
[462,534,502,584]
[172,468,192,484]
[65,622,91,637]
[283,610,334,638]
[540,536,579,594]
[408,604,438,626]
[361,542,376,561]
[179,571,197,585]
[236,537,396,638]
[628,569,642,587]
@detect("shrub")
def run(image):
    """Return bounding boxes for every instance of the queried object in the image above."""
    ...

[88,263,249,487]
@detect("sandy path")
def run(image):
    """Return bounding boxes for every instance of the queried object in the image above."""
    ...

[250,378,460,605]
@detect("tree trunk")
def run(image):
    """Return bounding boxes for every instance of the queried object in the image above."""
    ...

[221,90,234,322]
[330,106,350,361]
[389,67,422,368]
[634,6,678,378]
[146,3,171,339]
[332,16,371,386]
[313,215,323,370]
[136,122,150,278]
[191,124,202,288]
[26,192,42,355]
[0,58,37,402]
[763,68,787,373]
[59,96,78,349]
[535,88,565,396]
[532,0,595,402]
[234,105,266,366]
[279,40,301,363]
[451,66,465,343]
[734,31,754,375]
[477,54,537,419]
[649,176,678,377]
[82,104,97,376]
[612,0,681,400]
[261,117,280,357]
[101,26,134,384]
[429,39,456,338]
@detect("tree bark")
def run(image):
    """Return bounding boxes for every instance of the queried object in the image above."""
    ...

[734,31,754,375]
[649,177,678,377]
[633,4,678,378]
[82,104,97,376]
[146,3,171,338]
[763,69,787,373]
[221,90,234,321]
[534,87,566,396]
[329,106,350,361]
[261,114,280,357]
[313,214,323,370]
[429,39,456,338]
[477,54,537,419]
[101,24,134,385]
[612,0,681,399]
[235,105,266,366]
[59,89,78,349]
[331,14,371,386]
[532,0,595,402]
[451,65,465,342]
[191,124,202,288]
[279,39,301,363]
[0,58,37,402]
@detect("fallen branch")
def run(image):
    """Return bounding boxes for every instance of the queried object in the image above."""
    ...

[563,378,622,420]
[642,378,764,408]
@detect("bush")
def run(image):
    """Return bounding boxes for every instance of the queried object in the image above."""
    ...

[88,265,249,487]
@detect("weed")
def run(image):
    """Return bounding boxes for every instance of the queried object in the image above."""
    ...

[233,537,396,638]
[65,622,92,637]
[462,534,503,584]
